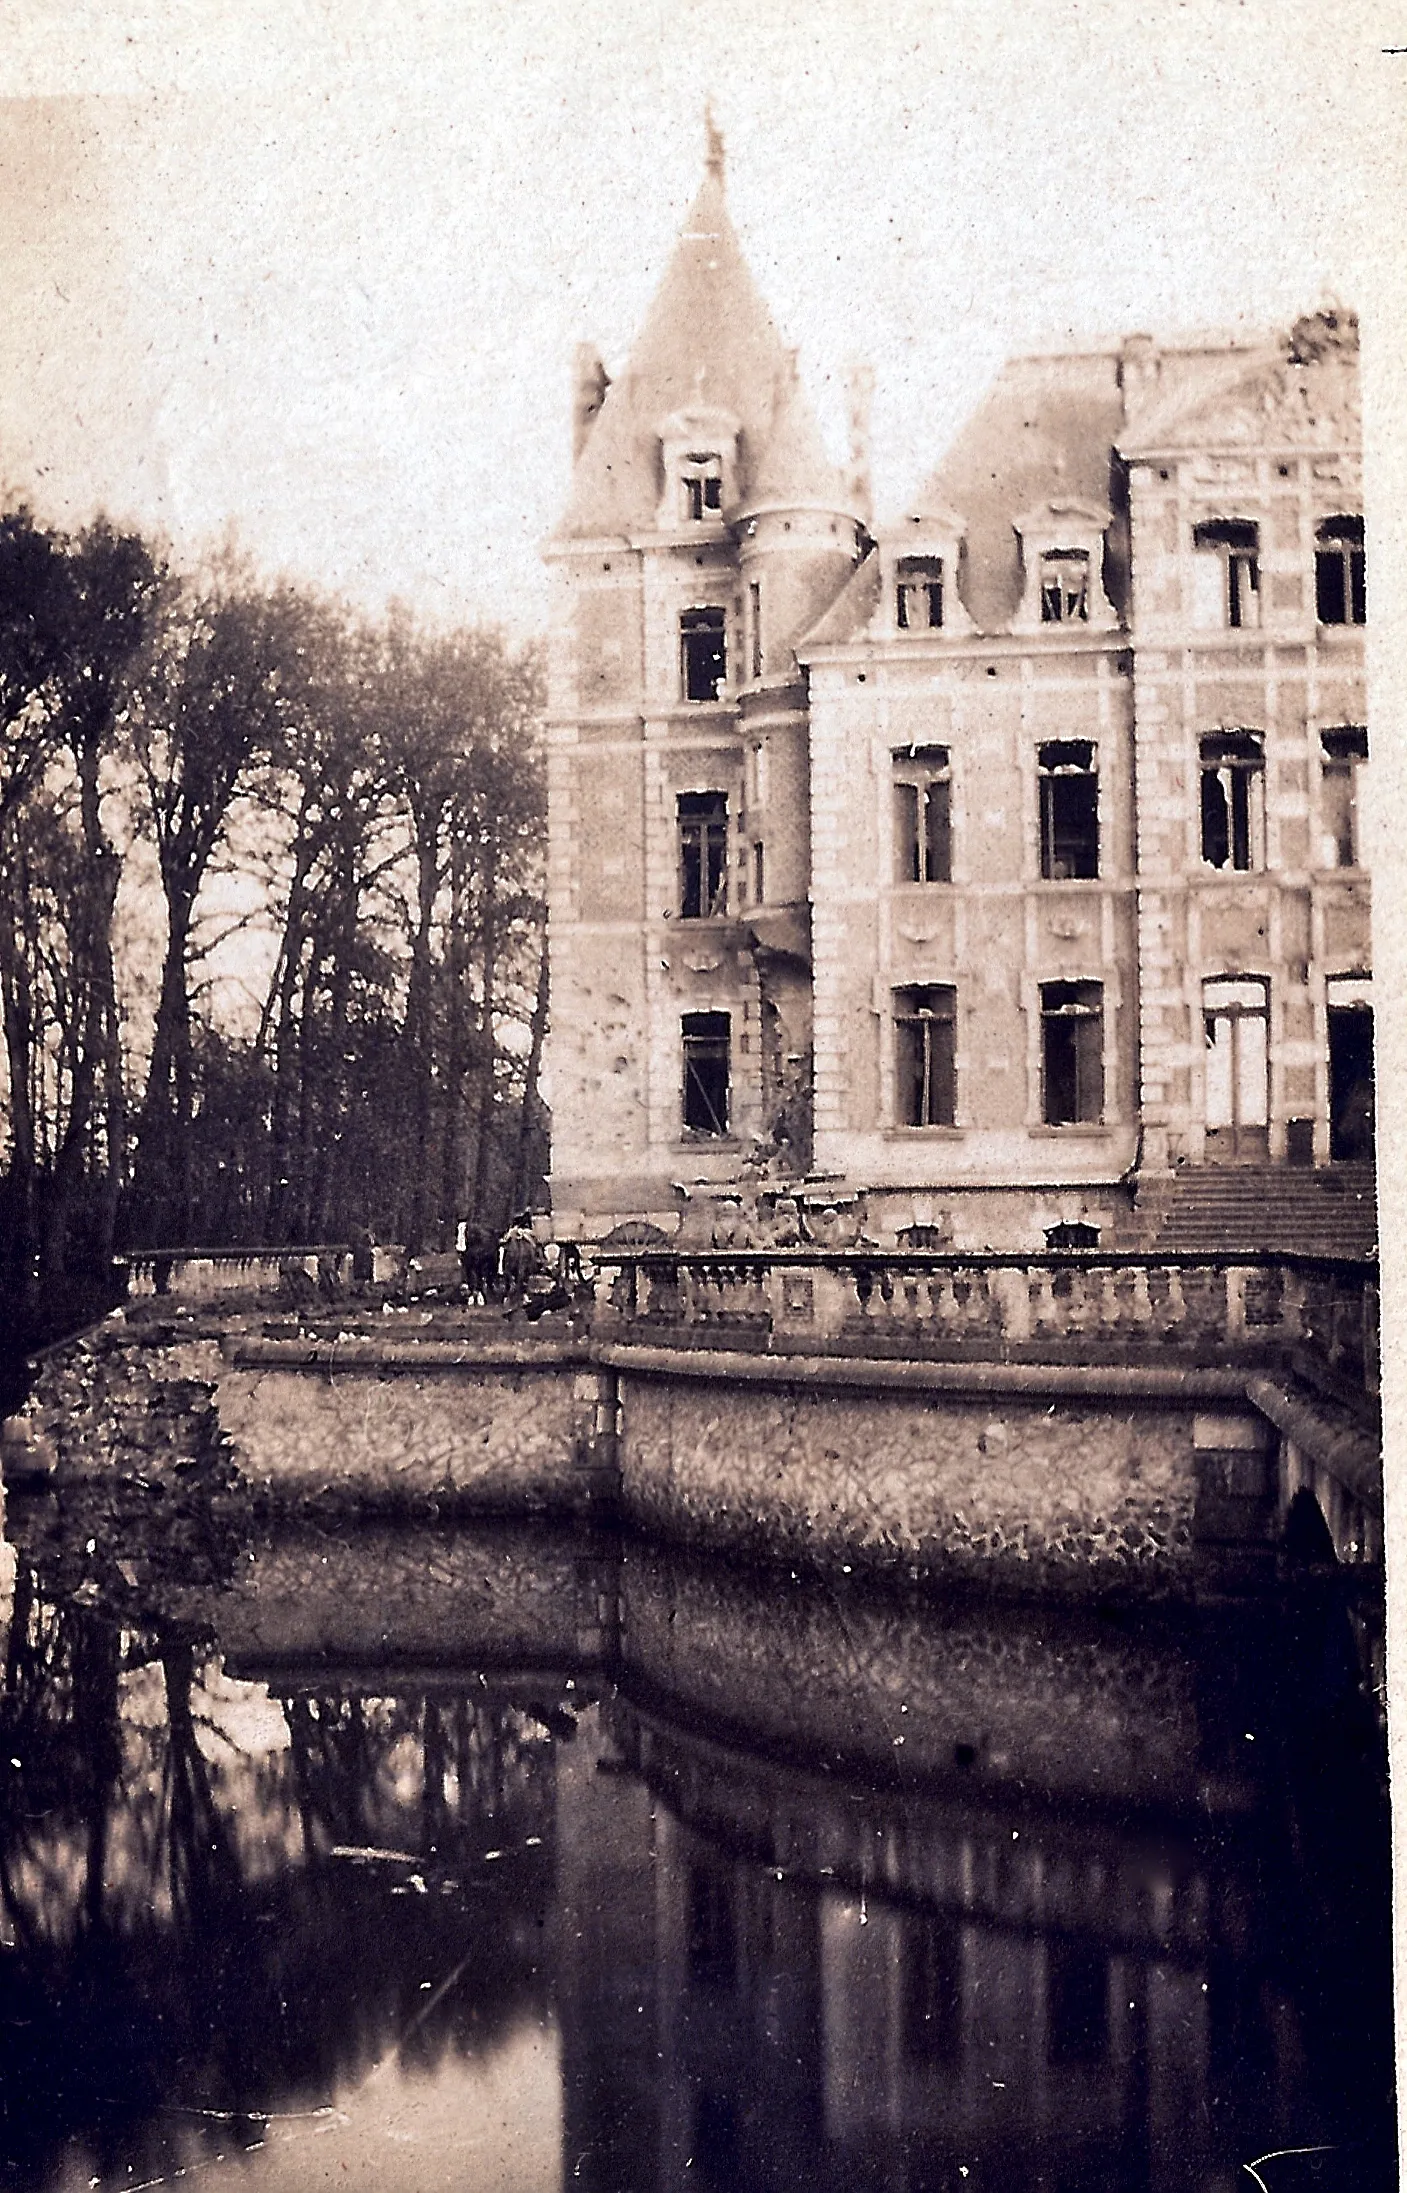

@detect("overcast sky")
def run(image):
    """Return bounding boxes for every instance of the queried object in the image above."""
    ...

[0,0,1401,638]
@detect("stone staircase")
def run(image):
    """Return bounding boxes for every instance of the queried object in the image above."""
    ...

[1127,1163,1377,1258]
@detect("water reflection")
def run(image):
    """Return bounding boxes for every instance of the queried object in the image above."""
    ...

[0,1519,1391,2192]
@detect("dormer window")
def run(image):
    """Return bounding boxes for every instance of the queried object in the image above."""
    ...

[682,453,724,523]
[1040,551,1089,624]
[896,557,944,631]
[657,407,739,532]
[1013,500,1114,632]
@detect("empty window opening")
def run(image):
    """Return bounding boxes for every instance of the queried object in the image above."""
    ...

[681,453,724,523]
[1193,518,1260,629]
[1203,976,1269,1157]
[686,1861,736,1988]
[1320,725,1368,868]
[1327,977,1373,1162]
[902,1913,961,2064]
[681,606,727,701]
[893,745,952,883]
[1038,741,1099,880]
[678,791,729,918]
[682,1011,730,1136]
[1046,1939,1110,2066]
[749,580,762,678]
[895,985,957,1127]
[1315,515,1365,625]
[1041,982,1104,1126]
[1200,732,1265,871]
[752,840,765,905]
[1040,550,1090,624]
[896,556,944,631]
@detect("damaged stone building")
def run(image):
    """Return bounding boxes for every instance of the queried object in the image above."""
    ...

[542,137,1371,1251]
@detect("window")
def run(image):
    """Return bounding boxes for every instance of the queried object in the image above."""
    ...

[680,606,727,701]
[686,1861,735,1988]
[893,745,952,883]
[894,985,957,1127]
[1327,976,1373,1162]
[681,453,723,523]
[682,1012,730,1136]
[1203,977,1269,1146]
[749,580,762,678]
[1038,741,1099,880]
[1041,982,1103,1125]
[1320,725,1368,868]
[1193,519,1260,629]
[1046,1940,1109,2066]
[1040,550,1090,624]
[1200,732,1265,871]
[678,792,729,918]
[1316,515,1365,625]
[896,556,944,631]
[751,840,765,905]
[902,1913,961,2064]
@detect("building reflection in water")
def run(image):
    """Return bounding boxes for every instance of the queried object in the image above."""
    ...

[0,1522,1390,2192]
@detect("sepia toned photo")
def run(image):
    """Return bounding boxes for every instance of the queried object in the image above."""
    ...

[0,5,1399,2188]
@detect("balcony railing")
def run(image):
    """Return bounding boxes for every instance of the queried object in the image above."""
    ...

[594,1247,1378,1388]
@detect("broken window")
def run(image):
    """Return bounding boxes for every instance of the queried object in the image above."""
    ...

[894,985,957,1127]
[678,791,729,918]
[1199,732,1265,871]
[1040,550,1090,624]
[681,1011,731,1136]
[1320,725,1368,868]
[681,453,724,523]
[1203,977,1269,1145]
[1315,514,1366,625]
[1041,982,1104,1126]
[1038,741,1099,880]
[749,580,762,678]
[893,745,952,883]
[680,606,727,701]
[896,556,944,630]
[1193,519,1260,629]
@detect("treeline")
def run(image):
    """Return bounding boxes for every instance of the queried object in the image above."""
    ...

[0,509,547,1323]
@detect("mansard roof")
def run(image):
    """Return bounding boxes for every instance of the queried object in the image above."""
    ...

[911,351,1127,632]
[556,161,850,540]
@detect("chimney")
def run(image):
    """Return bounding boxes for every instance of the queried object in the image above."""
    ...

[845,360,875,527]
[572,343,610,463]
[1118,333,1160,430]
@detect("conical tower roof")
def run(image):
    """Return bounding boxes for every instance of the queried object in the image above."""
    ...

[744,352,855,513]
[556,137,849,539]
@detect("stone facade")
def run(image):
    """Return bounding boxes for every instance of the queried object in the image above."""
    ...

[545,140,1369,1250]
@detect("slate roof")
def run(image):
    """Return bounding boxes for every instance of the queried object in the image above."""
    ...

[555,163,851,540]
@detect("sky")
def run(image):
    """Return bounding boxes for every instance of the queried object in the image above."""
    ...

[0,0,1402,639]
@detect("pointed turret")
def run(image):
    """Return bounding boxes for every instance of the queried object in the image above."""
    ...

[556,128,849,541]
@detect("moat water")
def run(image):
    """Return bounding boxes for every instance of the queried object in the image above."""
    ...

[0,1507,1391,2193]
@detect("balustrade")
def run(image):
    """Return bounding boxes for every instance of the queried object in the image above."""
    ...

[597,1247,1377,1378]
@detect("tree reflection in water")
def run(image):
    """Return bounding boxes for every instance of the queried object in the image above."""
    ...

[0,1525,1391,2193]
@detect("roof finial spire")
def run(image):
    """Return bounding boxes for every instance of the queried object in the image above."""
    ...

[704,101,725,182]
